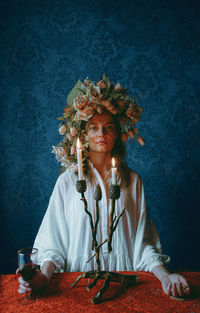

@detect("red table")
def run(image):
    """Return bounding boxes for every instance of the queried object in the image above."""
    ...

[1,271,200,313]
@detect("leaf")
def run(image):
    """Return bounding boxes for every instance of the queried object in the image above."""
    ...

[67,79,83,106]
[102,73,111,97]
[124,124,129,132]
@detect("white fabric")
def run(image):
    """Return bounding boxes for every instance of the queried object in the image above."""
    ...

[33,165,170,273]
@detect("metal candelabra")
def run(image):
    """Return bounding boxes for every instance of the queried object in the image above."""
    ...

[71,180,139,304]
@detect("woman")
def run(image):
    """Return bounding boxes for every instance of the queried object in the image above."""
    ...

[18,75,190,298]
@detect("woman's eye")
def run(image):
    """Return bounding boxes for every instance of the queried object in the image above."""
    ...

[107,125,114,130]
[89,126,97,131]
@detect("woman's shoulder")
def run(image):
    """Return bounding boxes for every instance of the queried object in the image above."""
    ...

[129,169,142,182]
[55,168,77,187]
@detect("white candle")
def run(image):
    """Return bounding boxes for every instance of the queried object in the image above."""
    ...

[76,138,83,180]
[111,157,117,184]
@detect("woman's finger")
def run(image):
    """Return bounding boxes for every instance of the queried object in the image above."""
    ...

[166,282,171,296]
[18,276,26,284]
[18,284,31,294]
[176,282,183,297]
[18,288,26,294]
[178,276,190,294]
[179,276,190,293]
[172,283,177,297]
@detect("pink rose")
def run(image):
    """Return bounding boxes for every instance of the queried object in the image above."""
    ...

[70,127,77,136]
[76,107,94,121]
[74,94,89,111]
[126,103,142,122]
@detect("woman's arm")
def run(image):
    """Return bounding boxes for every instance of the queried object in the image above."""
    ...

[152,265,190,297]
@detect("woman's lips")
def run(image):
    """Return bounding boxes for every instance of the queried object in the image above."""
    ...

[97,141,107,144]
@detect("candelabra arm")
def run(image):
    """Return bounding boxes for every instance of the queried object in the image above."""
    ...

[94,200,99,233]
[113,208,125,232]
[108,199,115,252]
[81,197,94,232]
[86,238,108,263]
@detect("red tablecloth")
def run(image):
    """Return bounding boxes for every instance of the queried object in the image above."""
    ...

[1,271,200,313]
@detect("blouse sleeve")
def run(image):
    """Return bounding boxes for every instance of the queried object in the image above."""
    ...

[133,175,170,272]
[33,173,70,272]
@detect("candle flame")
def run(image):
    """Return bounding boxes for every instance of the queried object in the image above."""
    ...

[112,157,115,167]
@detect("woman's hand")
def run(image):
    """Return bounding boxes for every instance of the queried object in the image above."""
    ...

[161,273,190,297]
[152,265,190,298]
[17,269,49,295]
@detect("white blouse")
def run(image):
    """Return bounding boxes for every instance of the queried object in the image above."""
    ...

[33,165,170,273]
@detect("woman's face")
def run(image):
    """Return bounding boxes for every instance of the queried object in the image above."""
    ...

[87,112,118,154]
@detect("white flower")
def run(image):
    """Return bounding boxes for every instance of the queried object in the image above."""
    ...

[59,125,67,135]
[114,83,122,91]
[52,146,66,158]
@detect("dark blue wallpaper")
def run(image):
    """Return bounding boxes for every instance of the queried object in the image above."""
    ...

[1,0,200,274]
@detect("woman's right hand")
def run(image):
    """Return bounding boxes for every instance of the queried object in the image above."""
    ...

[17,269,49,294]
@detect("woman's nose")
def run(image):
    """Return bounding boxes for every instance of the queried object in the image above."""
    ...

[98,127,106,136]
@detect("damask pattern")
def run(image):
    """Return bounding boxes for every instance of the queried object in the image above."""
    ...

[0,0,200,273]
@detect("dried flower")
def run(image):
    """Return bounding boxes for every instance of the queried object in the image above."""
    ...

[97,80,107,90]
[106,104,118,115]
[121,133,128,141]
[137,136,145,146]
[59,125,67,135]
[71,145,76,155]
[101,99,111,108]
[67,133,73,141]
[70,127,77,136]
[96,106,103,114]
[117,99,126,109]
[114,83,122,91]
[126,103,142,122]
[52,146,66,158]
[128,129,135,138]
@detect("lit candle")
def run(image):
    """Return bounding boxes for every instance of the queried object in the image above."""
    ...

[111,157,117,184]
[76,137,83,180]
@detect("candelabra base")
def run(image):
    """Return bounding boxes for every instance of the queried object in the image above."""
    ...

[71,270,139,304]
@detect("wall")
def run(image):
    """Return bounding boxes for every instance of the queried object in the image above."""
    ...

[1,0,200,273]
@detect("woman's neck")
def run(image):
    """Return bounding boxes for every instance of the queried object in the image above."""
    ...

[89,151,112,180]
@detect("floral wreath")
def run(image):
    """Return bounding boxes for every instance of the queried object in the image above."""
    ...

[52,74,145,171]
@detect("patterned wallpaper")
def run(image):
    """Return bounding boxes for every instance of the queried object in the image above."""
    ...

[1,0,200,273]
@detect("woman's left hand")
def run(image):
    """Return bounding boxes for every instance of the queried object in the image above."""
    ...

[161,273,190,297]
